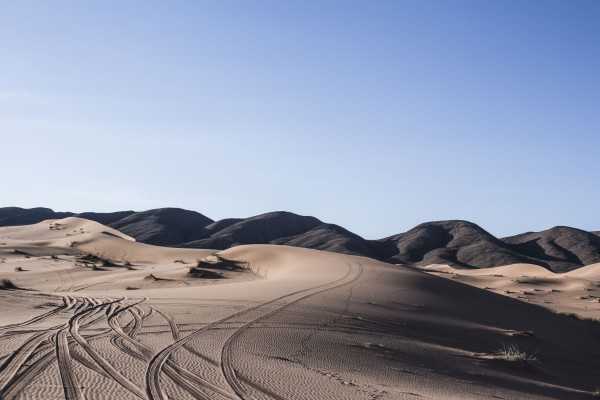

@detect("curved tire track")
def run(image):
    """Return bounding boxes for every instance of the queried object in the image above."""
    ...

[68,298,147,399]
[221,259,362,400]
[0,330,52,390]
[56,328,85,400]
[146,258,361,400]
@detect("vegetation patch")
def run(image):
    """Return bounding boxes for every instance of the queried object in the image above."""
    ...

[195,254,247,272]
[187,267,223,279]
[510,330,535,337]
[0,279,17,290]
[48,222,64,230]
[75,253,112,269]
[494,343,537,367]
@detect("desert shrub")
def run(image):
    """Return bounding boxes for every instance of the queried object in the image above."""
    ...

[495,343,537,367]
[125,286,138,290]
[511,330,534,337]
[188,267,204,278]
[196,255,246,271]
[14,266,23,272]
[0,279,17,289]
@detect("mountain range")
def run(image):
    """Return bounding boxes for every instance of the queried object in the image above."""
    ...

[1,206,599,273]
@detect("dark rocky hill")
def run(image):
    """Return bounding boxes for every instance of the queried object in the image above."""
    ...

[273,223,380,258]
[1,206,598,271]
[75,211,136,226]
[0,207,72,226]
[180,212,322,249]
[375,220,539,269]
[501,226,600,273]
[107,208,214,246]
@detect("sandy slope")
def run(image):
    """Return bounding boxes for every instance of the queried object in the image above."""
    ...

[422,262,600,319]
[0,219,599,399]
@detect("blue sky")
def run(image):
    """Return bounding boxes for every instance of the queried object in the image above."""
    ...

[1,1,598,239]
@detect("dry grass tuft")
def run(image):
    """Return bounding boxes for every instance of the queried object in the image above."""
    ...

[495,343,537,367]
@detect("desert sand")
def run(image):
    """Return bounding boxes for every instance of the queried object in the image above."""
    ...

[1,218,600,399]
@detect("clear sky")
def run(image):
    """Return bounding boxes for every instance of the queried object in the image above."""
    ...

[1,1,598,239]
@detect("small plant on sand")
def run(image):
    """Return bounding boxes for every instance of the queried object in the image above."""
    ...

[14,266,23,272]
[188,267,205,278]
[0,279,17,290]
[511,330,534,337]
[125,286,138,290]
[495,343,537,367]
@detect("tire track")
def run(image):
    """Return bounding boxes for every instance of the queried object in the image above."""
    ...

[56,328,85,400]
[0,330,52,389]
[221,259,362,400]
[107,298,154,360]
[167,360,240,400]
[39,260,74,293]
[71,351,111,379]
[73,277,124,292]
[146,258,361,400]
[0,296,69,333]
[68,298,147,399]
[128,307,144,339]
[2,298,119,400]
[3,334,57,400]
[151,307,180,341]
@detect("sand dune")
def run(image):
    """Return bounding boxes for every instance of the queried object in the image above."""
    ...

[422,261,600,320]
[1,218,600,399]
[3,208,600,273]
